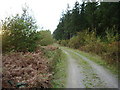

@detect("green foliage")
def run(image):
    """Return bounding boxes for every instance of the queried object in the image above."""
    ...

[84,2,98,30]
[52,51,67,88]
[74,49,118,75]
[38,30,54,46]
[59,40,69,47]
[53,1,119,81]
[58,28,119,65]
[51,49,67,88]
[53,2,119,40]
[102,42,119,64]
[2,7,39,52]
[105,27,119,43]
[68,36,80,49]
[68,30,98,49]
[43,47,67,88]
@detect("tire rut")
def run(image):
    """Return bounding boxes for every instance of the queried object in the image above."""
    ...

[62,48,118,88]
[62,49,85,88]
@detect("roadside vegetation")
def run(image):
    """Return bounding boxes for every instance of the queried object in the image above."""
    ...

[58,30,119,75]
[43,45,67,88]
[2,49,52,88]
[67,49,106,88]
[1,1,119,88]
[75,50,118,75]
[62,47,118,88]
[1,6,67,88]
[53,2,119,74]
[64,47,118,75]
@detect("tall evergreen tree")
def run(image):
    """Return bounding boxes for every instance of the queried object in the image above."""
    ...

[84,2,98,31]
[63,4,72,39]
[70,1,81,35]
[79,2,87,31]
[53,2,119,40]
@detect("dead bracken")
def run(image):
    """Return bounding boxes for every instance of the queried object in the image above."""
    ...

[2,49,52,88]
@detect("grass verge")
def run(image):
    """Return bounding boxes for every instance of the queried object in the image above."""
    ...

[62,47,106,88]
[62,47,118,76]
[75,50,118,75]
[44,46,67,88]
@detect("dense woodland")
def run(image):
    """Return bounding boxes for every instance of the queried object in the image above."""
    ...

[53,2,120,40]
[53,2,120,65]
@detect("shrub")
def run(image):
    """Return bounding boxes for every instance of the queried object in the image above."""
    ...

[57,40,61,44]
[2,7,39,53]
[68,30,97,49]
[60,40,69,46]
[38,30,54,46]
[64,28,119,65]
[43,46,67,88]
[68,36,80,48]
[80,42,106,55]
[105,27,119,43]
[103,41,120,64]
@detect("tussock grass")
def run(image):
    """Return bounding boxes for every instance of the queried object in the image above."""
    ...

[44,46,67,88]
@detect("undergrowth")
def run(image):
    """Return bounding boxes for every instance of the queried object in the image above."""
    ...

[66,47,118,76]
[58,29,119,64]
[43,45,67,88]
[75,50,118,76]
[58,29,119,76]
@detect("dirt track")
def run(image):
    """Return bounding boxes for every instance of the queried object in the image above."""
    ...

[62,47,118,88]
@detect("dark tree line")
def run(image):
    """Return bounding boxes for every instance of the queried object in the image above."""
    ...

[53,2,120,40]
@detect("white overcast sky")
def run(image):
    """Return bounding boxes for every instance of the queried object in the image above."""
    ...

[0,0,82,33]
